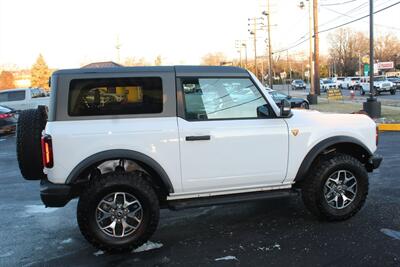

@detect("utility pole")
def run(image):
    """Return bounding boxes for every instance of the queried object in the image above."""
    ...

[308,0,313,95]
[235,40,243,67]
[313,0,320,96]
[262,0,273,88]
[248,18,263,79]
[243,43,248,68]
[363,0,381,118]
[115,35,121,63]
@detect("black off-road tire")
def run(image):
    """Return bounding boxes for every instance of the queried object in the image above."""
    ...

[16,106,47,180]
[301,153,369,221]
[77,171,160,253]
[390,90,396,95]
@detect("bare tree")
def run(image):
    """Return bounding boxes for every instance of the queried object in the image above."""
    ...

[201,52,227,66]
[327,28,369,76]
[0,71,15,90]
[374,33,400,65]
[124,57,150,66]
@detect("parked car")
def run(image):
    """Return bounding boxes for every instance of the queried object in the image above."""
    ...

[16,66,381,252]
[0,88,50,111]
[320,79,336,92]
[332,77,345,88]
[387,77,400,90]
[0,105,17,135]
[291,79,306,90]
[342,77,361,90]
[267,89,309,109]
[359,76,396,95]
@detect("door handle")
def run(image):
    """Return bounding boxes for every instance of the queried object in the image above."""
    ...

[185,135,211,141]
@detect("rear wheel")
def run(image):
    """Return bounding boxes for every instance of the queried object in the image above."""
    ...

[301,154,368,221]
[390,89,396,95]
[77,171,160,253]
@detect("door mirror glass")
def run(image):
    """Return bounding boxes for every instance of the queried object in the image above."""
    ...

[287,95,292,100]
[256,104,270,118]
[280,99,292,117]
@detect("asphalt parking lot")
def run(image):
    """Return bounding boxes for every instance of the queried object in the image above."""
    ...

[0,133,399,266]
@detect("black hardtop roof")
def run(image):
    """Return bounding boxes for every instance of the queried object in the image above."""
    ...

[53,65,248,76]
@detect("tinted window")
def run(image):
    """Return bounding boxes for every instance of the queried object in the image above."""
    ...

[68,77,163,116]
[182,78,269,120]
[0,91,25,102]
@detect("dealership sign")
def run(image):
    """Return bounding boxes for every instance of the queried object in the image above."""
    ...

[374,61,394,70]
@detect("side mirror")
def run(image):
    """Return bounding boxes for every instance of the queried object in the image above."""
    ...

[257,104,270,118]
[280,99,292,117]
[287,95,292,99]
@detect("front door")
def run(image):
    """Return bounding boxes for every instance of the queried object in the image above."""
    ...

[177,77,289,193]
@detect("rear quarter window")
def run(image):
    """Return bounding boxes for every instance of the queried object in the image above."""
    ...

[68,77,163,116]
[0,91,25,102]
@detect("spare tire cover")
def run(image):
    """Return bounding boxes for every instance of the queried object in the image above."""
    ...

[16,106,47,180]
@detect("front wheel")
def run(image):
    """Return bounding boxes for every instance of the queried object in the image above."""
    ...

[390,90,396,95]
[301,154,369,221]
[300,101,309,109]
[77,171,160,253]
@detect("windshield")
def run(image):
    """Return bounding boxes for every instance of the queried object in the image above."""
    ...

[351,78,360,81]
[374,76,386,82]
[294,80,303,84]
[323,80,333,84]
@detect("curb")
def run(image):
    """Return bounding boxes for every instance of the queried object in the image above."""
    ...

[378,124,400,131]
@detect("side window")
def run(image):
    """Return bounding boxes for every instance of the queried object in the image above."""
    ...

[31,88,46,98]
[0,92,7,102]
[7,91,25,101]
[68,77,163,116]
[182,78,270,120]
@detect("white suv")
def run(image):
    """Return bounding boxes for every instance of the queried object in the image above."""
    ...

[17,66,382,252]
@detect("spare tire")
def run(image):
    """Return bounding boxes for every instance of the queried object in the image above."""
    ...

[17,106,48,180]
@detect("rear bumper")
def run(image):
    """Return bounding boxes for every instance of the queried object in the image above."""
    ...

[366,154,383,172]
[40,180,73,207]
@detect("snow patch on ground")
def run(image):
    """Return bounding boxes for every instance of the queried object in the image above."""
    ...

[93,250,104,256]
[25,205,58,214]
[257,243,281,252]
[133,241,163,253]
[60,238,73,244]
[214,256,238,261]
[381,228,400,240]
[0,251,14,258]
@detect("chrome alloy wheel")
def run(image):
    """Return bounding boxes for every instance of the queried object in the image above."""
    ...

[96,192,143,238]
[324,170,358,210]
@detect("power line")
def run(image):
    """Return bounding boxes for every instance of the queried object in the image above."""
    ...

[320,0,358,7]
[272,1,400,53]
[322,4,400,30]
[318,1,400,34]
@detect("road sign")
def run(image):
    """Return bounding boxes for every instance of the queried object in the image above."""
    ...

[327,88,343,101]
[377,61,394,70]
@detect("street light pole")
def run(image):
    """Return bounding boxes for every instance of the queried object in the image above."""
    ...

[363,0,381,118]
[313,0,320,96]
[266,0,273,88]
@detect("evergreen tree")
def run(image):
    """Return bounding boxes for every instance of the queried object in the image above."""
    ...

[31,54,50,90]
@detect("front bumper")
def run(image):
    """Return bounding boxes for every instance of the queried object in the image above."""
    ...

[40,180,73,207]
[365,154,383,172]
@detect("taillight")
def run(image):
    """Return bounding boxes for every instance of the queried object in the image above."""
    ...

[0,113,12,119]
[41,134,54,168]
[376,126,379,146]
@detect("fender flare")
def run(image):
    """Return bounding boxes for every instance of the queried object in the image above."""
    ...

[66,149,174,193]
[294,136,372,182]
